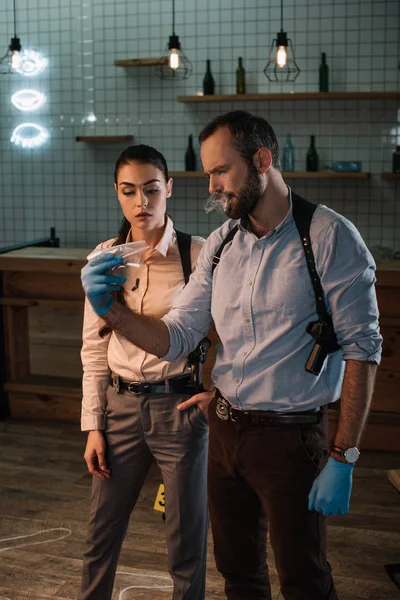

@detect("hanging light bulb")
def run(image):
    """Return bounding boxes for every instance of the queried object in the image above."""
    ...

[0,35,22,75]
[157,0,192,80]
[10,45,21,71]
[169,48,180,70]
[276,45,288,68]
[0,1,48,76]
[0,0,22,74]
[264,0,300,83]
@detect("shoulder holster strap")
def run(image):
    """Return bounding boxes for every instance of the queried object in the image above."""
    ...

[291,193,328,320]
[211,224,239,274]
[175,229,192,285]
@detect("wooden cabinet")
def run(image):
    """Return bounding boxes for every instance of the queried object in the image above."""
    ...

[0,249,399,451]
[328,264,400,451]
[0,247,87,422]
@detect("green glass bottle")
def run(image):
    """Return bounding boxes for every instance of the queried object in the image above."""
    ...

[306,135,319,172]
[236,57,246,94]
[319,52,329,92]
[203,59,215,95]
[185,135,196,171]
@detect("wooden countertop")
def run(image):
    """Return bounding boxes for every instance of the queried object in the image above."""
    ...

[0,247,399,281]
[0,247,91,274]
[375,261,400,286]
[375,260,400,271]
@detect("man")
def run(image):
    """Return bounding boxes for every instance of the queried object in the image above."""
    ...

[81,111,382,600]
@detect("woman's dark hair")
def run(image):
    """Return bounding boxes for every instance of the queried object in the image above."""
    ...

[198,110,281,169]
[113,144,169,246]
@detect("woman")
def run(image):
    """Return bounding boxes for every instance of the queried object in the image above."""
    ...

[79,145,209,600]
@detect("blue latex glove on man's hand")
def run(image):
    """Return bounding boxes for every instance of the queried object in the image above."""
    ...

[308,456,354,516]
[81,253,126,316]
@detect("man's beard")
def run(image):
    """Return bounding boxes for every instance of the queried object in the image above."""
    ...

[204,163,263,219]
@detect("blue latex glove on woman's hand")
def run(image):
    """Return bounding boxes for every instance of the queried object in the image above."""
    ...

[308,456,354,516]
[81,253,126,316]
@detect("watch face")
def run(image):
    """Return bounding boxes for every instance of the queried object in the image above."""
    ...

[344,447,360,463]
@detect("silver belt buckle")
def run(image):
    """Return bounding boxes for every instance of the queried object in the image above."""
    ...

[216,397,230,421]
[127,381,141,394]
[127,381,150,394]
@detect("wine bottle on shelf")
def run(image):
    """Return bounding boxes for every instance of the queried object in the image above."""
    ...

[185,134,197,171]
[319,52,329,92]
[203,59,215,95]
[282,133,295,171]
[392,146,400,173]
[236,57,246,94]
[306,135,319,172]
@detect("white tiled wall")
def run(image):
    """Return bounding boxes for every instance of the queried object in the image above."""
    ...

[0,0,399,253]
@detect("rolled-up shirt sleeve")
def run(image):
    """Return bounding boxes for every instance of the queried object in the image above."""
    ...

[315,216,382,364]
[81,297,111,431]
[161,234,215,362]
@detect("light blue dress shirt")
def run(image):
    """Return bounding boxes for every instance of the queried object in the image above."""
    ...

[162,194,382,411]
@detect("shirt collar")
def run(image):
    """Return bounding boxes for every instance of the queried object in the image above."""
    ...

[275,185,293,235]
[125,215,174,257]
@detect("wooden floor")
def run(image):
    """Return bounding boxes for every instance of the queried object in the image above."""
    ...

[0,419,399,600]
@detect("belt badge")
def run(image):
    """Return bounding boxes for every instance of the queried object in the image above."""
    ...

[216,398,230,421]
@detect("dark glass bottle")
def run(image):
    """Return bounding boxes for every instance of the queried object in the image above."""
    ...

[203,59,215,95]
[185,134,196,171]
[319,52,329,92]
[236,57,246,94]
[393,146,400,173]
[306,135,319,172]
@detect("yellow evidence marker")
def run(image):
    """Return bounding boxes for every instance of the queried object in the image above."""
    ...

[154,483,165,513]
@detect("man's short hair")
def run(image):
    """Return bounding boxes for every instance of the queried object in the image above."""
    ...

[199,110,281,169]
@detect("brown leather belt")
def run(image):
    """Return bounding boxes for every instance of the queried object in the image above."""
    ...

[215,391,322,427]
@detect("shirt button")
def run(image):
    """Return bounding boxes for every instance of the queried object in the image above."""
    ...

[247,280,252,286]
[234,378,239,383]
[245,318,250,323]
[243,351,247,356]
[256,245,261,250]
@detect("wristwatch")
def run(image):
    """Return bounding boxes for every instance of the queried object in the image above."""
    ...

[331,445,360,464]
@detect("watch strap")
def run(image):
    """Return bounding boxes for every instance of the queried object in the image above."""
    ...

[331,444,360,464]
[331,444,346,455]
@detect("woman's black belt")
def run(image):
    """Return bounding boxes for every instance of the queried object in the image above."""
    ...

[110,372,192,395]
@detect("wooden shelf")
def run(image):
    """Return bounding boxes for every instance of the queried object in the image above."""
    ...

[76,135,133,143]
[170,170,370,180]
[0,298,83,310]
[114,57,167,67]
[178,91,400,103]
[382,172,400,180]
